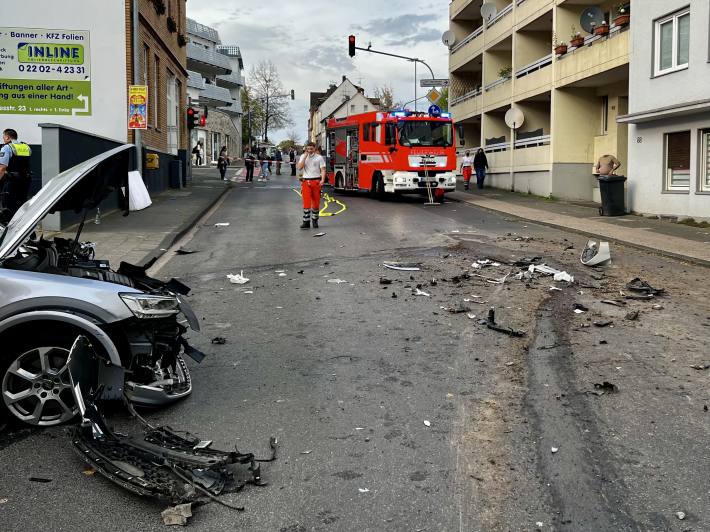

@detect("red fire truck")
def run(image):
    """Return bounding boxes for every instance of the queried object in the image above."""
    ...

[325,109,463,201]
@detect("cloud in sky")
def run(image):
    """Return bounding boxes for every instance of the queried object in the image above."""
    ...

[186,0,449,143]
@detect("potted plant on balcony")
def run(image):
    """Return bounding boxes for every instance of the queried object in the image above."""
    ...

[614,4,630,27]
[570,26,585,48]
[553,34,568,56]
[498,66,513,79]
[593,20,610,37]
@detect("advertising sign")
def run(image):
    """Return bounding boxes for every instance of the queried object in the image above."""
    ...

[128,85,148,130]
[0,27,91,115]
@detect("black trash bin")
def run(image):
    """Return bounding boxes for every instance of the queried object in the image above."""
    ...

[597,174,626,216]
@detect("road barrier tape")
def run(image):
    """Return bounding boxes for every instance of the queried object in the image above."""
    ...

[292,189,347,217]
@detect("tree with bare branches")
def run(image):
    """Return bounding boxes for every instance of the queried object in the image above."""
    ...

[373,84,396,111]
[248,60,293,142]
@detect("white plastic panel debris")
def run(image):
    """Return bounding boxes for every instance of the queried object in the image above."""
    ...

[581,240,611,266]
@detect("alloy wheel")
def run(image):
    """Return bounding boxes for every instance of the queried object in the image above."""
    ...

[2,346,77,426]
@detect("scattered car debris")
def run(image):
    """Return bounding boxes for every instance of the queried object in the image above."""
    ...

[690,363,710,370]
[626,277,665,296]
[444,303,471,314]
[313,232,326,237]
[573,303,589,312]
[383,261,421,272]
[486,308,526,337]
[551,447,559,454]
[581,240,611,266]
[512,257,542,267]
[214,222,230,227]
[327,278,348,284]
[471,259,502,269]
[297,270,304,274]
[28,477,52,483]
[300,450,313,455]
[175,248,199,255]
[594,320,614,327]
[592,382,618,395]
[625,310,640,321]
[358,488,370,493]
[473,272,511,285]
[676,511,686,520]
[227,271,249,284]
[623,292,655,301]
[423,420,431,427]
[211,337,227,345]
[517,264,574,283]
[652,304,664,310]
[601,299,626,307]
[549,286,563,291]
[379,277,392,285]
[68,337,276,514]
[467,313,477,320]
[391,292,398,298]
[162,503,193,526]
[414,288,431,297]
[82,468,97,476]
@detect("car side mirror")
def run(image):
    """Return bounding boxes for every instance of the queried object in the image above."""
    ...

[456,124,465,146]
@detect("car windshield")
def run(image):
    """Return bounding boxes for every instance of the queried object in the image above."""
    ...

[397,121,453,147]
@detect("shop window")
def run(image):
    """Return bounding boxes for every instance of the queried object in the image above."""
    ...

[655,8,690,75]
[701,129,710,192]
[665,131,691,190]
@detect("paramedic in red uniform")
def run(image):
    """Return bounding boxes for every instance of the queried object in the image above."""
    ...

[297,142,326,229]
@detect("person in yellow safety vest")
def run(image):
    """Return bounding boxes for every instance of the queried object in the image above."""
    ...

[0,128,32,218]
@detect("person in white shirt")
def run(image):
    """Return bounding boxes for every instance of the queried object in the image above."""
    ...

[460,150,473,190]
[296,142,326,229]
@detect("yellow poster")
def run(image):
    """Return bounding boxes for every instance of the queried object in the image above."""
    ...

[128,85,148,130]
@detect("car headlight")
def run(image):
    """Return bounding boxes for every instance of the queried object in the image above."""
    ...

[120,293,180,319]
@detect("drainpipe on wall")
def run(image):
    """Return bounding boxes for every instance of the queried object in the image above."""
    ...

[132,0,143,174]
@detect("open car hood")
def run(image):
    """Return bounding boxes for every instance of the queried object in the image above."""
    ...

[0,144,131,260]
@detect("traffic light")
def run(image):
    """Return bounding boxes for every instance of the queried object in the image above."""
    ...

[199,115,206,127]
[186,107,198,129]
[290,89,295,100]
[348,35,356,57]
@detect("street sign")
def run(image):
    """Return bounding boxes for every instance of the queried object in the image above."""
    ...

[426,89,441,104]
[428,104,442,117]
[420,78,450,88]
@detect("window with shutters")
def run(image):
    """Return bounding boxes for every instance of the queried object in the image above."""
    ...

[664,131,691,191]
[701,129,710,192]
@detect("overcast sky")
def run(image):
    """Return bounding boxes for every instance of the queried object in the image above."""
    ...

[186,0,449,143]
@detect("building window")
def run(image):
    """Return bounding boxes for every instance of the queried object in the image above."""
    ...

[655,9,690,75]
[701,129,710,192]
[142,45,149,85]
[665,131,691,190]
[153,55,160,128]
[601,95,609,135]
[166,72,179,155]
[363,105,369,112]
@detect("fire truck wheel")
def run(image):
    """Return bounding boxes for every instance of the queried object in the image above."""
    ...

[373,173,386,201]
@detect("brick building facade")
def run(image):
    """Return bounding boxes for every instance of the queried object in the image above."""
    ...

[125,0,188,156]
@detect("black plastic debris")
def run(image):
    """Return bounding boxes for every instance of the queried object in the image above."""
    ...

[601,299,626,307]
[379,278,392,285]
[512,257,542,267]
[573,303,589,312]
[626,278,664,296]
[594,320,614,328]
[625,310,640,321]
[175,248,199,255]
[391,292,397,298]
[624,293,655,301]
[211,337,227,345]
[29,477,52,483]
[445,303,471,314]
[690,364,710,371]
[486,308,525,337]
[592,382,618,395]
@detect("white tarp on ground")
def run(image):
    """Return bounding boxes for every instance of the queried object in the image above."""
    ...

[128,171,152,211]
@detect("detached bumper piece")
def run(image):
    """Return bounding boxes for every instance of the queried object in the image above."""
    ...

[68,336,275,510]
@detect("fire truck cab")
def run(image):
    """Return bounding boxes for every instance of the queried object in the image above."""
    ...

[326,109,463,200]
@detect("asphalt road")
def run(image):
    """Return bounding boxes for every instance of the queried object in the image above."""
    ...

[1,174,709,531]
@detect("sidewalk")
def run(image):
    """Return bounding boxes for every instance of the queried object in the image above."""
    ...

[53,167,231,267]
[449,186,710,265]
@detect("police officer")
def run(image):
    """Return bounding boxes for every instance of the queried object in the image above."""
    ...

[0,129,32,217]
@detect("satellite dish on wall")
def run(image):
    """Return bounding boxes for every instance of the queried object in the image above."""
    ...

[580,6,605,33]
[442,30,456,47]
[505,108,525,129]
[480,3,498,23]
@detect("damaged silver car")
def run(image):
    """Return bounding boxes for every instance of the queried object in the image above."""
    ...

[0,145,204,427]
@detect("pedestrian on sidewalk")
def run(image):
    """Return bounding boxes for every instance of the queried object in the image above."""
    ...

[460,150,473,190]
[259,150,270,180]
[275,149,283,175]
[192,141,204,166]
[0,128,32,217]
[473,148,489,190]
[289,148,297,176]
[217,146,230,180]
[244,151,255,182]
[595,154,621,176]
[297,141,326,229]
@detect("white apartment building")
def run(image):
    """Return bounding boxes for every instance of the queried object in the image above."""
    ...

[618,0,710,219]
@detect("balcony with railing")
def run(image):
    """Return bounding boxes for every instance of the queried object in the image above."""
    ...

[451,87,483,119]
[555,25,629,86]
[515,54,552,98]
[186,18,220,43]
[216,70,244,89]
[515,0,554,27]
[484,2,514,44]
[450,25,484,72]
[187,43,232,76]
[196,83,234,107]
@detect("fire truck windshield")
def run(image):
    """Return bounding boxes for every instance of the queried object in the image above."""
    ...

[397,121,453,147]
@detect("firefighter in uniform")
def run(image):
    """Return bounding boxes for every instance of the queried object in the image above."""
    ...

[0,129,32,218]
[296,141,326,229]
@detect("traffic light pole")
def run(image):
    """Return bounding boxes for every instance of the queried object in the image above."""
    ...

[351,44,435,112]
